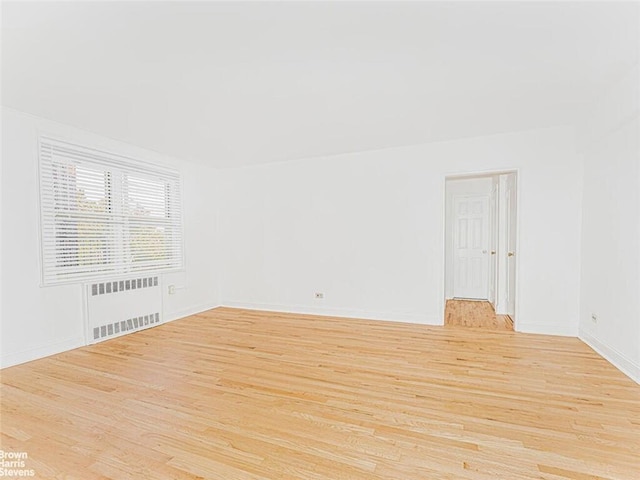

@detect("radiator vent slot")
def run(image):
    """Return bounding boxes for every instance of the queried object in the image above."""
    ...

[91,276,159,296]
[85,276,163,344]
[92,313,161,340]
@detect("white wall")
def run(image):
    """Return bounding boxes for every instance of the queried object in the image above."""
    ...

[0,105,3,365]
[444,177,493,299]
[219,126,583,335]
[0,108,220,368]
[578,65,640,382]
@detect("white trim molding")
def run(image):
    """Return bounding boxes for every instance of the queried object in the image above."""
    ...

[579,329,640,384]
[1,337,85,369]
[516,322,578,337]
[221,301,441,326]
[164,302,222,323]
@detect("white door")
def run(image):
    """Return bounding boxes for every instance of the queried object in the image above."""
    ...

[505,174,517,316]
[453,195,490,299]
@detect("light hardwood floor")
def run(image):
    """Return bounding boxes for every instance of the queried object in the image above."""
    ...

[1,307,639,479]
[445,299,514,331]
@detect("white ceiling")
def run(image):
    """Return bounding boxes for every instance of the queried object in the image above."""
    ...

[2,1,639,168]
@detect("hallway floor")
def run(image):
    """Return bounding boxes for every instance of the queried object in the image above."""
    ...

[445,299,514,331]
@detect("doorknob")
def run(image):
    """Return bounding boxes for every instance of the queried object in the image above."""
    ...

[508,252,515,257]
[491,251,496,255]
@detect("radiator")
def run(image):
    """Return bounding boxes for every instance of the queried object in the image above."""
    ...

[85,275,163,344]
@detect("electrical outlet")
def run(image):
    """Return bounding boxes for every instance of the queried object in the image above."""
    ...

[314,292,324,299]
[591,313,598,323]
[168,285,176,295]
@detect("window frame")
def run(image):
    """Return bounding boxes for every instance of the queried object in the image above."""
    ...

[37,135,185,286]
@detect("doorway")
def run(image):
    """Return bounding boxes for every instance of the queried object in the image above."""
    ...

[444,172,517,330]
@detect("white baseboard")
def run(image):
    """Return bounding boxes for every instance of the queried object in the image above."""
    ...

[1,303,222,370]
[579,329,640,384]
[516,322,578,337]
[1,337,85,369]
[221,301,442,325]
[164,302,221,323]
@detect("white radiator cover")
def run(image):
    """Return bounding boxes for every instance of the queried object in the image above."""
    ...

[85,275,163,344]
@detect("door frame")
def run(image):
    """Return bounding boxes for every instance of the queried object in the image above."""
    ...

[488,181,499,308]
[441,168,521,329]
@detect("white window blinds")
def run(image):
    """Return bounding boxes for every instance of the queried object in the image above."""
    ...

[39,136,183,285]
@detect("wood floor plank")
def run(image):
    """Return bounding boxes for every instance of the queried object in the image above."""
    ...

[1,307,638,479]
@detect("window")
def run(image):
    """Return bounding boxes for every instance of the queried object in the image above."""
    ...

[39,136,183,285]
